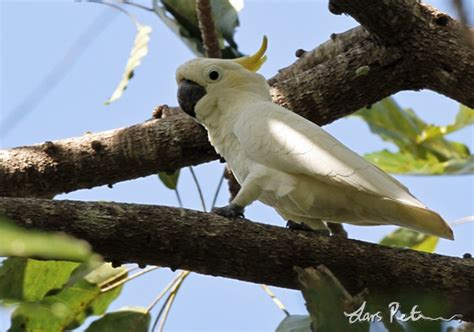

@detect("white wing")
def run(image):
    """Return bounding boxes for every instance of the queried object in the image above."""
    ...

[234,101,425,208]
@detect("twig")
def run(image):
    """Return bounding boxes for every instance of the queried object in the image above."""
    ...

[156,271,190,332]
[119,0,153,12]
[96,265,129,289]
[85,0,140,26]
[451,215,474,226]
[196,0,221,58]
[174,189,183,208]
[150,270,190,331]
[189,166,207,212]
[100,266,160,292]
[260,284,290,317]
[146,271,187,313]
[210,169,225,209]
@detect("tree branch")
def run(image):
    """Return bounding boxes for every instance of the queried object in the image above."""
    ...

[196,0,221,58]
[1,197,473,322]
[327,0,474,104]
[1,1,473,197]
[0,115,217,198]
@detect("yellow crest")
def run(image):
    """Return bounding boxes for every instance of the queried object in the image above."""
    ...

[234,36,268,72]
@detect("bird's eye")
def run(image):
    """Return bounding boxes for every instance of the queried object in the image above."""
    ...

[205,67,222,82]
[209,70,219,80]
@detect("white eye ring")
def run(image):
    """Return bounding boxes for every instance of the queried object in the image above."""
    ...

[205,67,222,82]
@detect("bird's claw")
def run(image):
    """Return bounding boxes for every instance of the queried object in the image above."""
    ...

[286,220,312,231]
[286,220,330,236]
[212,204,245,220]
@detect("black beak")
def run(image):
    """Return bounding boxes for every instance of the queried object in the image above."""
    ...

[177,79,206,118]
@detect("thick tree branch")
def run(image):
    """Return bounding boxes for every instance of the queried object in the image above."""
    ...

[272,1,473,123]
[1,197,473,322]
[328,0,422,41]
[0,116,217,198]
[327,0,474,104]
[1,1,473,197]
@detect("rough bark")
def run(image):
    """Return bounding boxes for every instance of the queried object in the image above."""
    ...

[0,116,217,198]
[327,0,474,106]
[1,197,473,322]
[269,26,411,125]
[1,1,473,198]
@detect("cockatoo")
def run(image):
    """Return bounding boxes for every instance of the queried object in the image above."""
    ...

[175,37,454,240]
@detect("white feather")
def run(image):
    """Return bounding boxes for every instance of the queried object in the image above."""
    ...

[234,101,424,208]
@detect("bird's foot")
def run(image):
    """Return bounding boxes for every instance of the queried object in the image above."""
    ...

[286,220,330,236]
[286,220,312,231]
[212,204,245,220]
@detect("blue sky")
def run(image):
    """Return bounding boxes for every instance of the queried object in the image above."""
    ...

[1,0,473,331]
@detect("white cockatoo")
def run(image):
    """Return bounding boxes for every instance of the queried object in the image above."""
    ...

[176,37,454,240]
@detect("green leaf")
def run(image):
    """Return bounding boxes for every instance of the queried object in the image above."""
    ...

[411,236,439,253]
[356,98,473,175]
[418,104,474,142]
[86,307,151,332]
[356,99,425,150]
[75,263,127,323]
[356,98,470,159]
[444,155,474,174]
[294,266,369,332]
[380,230,442,331]
[105,24,152,104]
[0,217,93,261]
[89,285,123,316]
[153,2,203,56]
[158,170,180,189]
[276,315,312,332]
[0,258,79,303]
[210,0,240,49]
[157,0,243,58]
[9,263,127,331]
[380,228,439,253]
[365,150,474,175]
